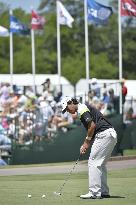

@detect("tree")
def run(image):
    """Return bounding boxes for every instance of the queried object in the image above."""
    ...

[0,0,136,86]
[122,23,136,79]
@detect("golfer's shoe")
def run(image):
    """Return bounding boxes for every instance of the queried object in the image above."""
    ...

[80,192,102,199]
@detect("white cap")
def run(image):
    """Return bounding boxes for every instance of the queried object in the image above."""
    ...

[47,95,54,102]
[61,96,72,113]
[38,96,44,102]
[17,90,23,95]
[91,78,97,84]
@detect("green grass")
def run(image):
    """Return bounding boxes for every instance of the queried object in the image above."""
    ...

[0,161,76,169]
[0,168,136,205]
[123,149,136,156]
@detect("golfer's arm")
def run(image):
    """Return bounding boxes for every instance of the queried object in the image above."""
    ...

[85,121,96,144]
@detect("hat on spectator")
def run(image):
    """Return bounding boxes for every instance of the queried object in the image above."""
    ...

[40,101,48,107]
[61,96,72,114]
[47,95,54,102]
[17,90,23,95]
[91,78,98,84]
[38,96,44,102]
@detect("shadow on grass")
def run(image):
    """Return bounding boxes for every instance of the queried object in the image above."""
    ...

[76,195,125,199]
[109,196,125,199]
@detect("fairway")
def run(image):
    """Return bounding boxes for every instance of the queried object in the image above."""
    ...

[0,168,136,205]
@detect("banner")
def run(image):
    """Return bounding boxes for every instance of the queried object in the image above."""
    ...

[87,0,113,24]
[121,0,136,16]
[10,15,30,34]
[57,1,74,28]
[0,25,9,36]
[31,10,45,30]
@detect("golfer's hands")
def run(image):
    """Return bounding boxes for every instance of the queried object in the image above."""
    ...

[80,142,90,155]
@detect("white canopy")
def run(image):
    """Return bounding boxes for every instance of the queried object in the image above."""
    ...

[0,74,74,97]
[76,78,136,98]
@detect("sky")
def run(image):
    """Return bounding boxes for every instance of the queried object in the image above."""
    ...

[0,0,110,13]
[0,0,40,12]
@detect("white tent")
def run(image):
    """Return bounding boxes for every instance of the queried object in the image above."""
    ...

[76,78,136,98]
[0,74,74,97]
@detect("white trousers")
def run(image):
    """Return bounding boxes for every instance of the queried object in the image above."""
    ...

[88,128,117,196]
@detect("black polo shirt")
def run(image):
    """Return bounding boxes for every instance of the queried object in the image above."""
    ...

[79,103,113,137]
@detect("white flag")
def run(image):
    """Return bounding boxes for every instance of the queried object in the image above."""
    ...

[0,25,9,37]
[57,1,74,28]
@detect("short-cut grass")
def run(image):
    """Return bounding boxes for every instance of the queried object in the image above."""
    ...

[0,168,136,205]
[123,149,136,156]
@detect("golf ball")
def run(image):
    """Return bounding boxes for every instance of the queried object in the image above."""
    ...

[28,194,32,198]
[42,194,46,198]
[53,191,61,196]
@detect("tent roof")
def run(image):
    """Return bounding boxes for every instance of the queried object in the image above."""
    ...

[0,74,71,86]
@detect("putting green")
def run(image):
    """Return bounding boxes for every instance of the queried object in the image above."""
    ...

[0,168,136,205]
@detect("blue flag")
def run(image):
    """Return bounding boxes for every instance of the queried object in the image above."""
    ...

[10,15,30,35]
[87,0,113,24]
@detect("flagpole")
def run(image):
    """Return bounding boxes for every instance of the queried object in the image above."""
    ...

[10,9,13,89]
[31,29,36,94]
[118,0,123,114]
[84,0,90,94]
[56,0,61,91]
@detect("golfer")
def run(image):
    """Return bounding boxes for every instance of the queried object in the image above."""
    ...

[61,97,117,199]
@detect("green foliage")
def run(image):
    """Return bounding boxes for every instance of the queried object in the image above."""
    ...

[0,1,136,84]
[91,53,118,79]
[122,27,136,79]
[62,55,85,85]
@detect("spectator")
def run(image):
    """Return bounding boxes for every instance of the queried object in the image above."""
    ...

[7,118,16,140]
[16,90,28,111]
[0,123,11,146]
[41,78,56,97]
[123,96,133,123]
[0,157,7,166]
[52,104,74,132]
[102,90,110,104]
[0,83,10,104]
[90,78,100,98]
[88,90,100,105]
[132,96,136,119]
[0,83,11,114]
[54,91,63,103]
[108,88,119,114]
[25,91,37,111]
[9,89,20,108]
[121,78,128,105]
[39,96,54,138]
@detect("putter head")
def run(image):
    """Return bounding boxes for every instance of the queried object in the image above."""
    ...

[53,191,61,196]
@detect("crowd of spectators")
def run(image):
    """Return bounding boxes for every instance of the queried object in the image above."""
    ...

[88,78,136,124]
[0,79,75,162]
[87,78,120,116]
[1,77,135,163]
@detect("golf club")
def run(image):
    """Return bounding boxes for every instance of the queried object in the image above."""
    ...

[53,154,81,196]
